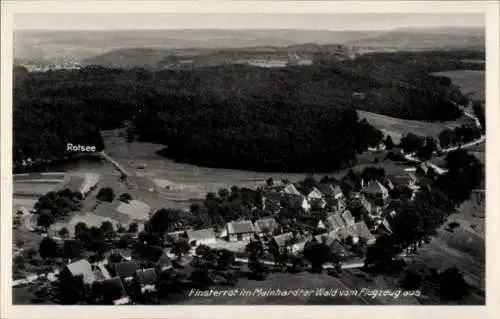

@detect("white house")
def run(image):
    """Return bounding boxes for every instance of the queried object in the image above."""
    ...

[225,220,255,242]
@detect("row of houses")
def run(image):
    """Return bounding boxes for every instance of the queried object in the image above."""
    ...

[59,245,178,304]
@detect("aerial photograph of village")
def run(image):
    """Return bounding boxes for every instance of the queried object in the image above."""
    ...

[11,12,486,305]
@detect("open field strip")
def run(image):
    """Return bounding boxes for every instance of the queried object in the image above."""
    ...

[356,110,474,144]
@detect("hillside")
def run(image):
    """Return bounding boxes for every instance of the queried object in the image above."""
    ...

[347,28,485,49]
[14,27,484,64]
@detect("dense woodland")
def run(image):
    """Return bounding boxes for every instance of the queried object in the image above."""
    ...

[13,50,483,172]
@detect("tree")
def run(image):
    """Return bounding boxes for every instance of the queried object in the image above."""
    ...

[172,239,191,259]
[472,101,485,132]
[119,193,132,203]
[438,267,470,300]
[39,236,59,259]
[218,188,230,199]
[13,256,27,280]
[189,203,201,214]
[100,221,115,239]
[127,222,139,233]
[37,212,55,230]
[266,177,274,187]
[303,239,335,272]
[58,227,69,239]
[245,240,264,262]
[190,266,214,288]
[15,239,25,248]
[400,133,424,154]
[416,136,438,161]
[96,187,115,202]
[216,249,235,270]
[439,129,455,149]
[400,269,422,290]
[118,234,133,248]
[303,176,317,189]
[384,135,395,150]
[74,222,88,237]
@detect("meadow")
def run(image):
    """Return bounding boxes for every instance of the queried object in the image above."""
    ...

[356,110,475,143]
[432,70,485,98]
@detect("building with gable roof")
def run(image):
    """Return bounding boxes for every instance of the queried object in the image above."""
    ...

[58,259,96,288]
[224,220,255,242]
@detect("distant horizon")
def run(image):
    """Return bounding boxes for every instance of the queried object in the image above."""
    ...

[14,26,486,33]
[14,13,484,31]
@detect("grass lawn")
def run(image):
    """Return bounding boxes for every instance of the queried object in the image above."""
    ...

[357,110,475,144]
[13,229,43,252]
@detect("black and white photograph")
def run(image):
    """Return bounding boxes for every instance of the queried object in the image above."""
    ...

[1,1,498,315]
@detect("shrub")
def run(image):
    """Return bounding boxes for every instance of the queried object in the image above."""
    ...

[96,187,115,202]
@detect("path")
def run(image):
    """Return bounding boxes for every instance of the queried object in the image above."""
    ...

[233,257,365,270]
[99,151,131,177]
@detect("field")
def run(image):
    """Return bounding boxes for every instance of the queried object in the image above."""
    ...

[357,110,475,143]
[102,130,409,204]
[405,195,485,305]
[432,70,485,100]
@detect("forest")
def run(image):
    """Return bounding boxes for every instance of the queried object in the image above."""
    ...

[13,50,481,172]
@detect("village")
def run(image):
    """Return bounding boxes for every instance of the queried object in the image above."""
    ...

[12,141,467,305]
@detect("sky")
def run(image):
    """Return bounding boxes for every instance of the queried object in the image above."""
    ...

[14,13,485,31]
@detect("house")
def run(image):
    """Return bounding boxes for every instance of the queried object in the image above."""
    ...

[134,245,172,272]
[134,268,158,293]
[93,277,130,305]
[360,195,383,218]
[390,174,419,191]
[374,219,393,235]
[272,232,306,255]
[93,264,112,282]
[112,261,141,282]
[314,231,340,244]
[354,221,377,245]
[280,183,302,196]
[185,228,217,247]
[317,214,346,232]
[60,259,96,285]
[341,210,356,226]
[305,187,324,201]
[253,217,279,236]
[165,230,189,242]
[317,183,344,199]
[225,220,255,242]
[111,249,132,262]
[361,180,389,201]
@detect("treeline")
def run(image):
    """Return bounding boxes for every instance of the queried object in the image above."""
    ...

[13,50,478,172]
[397,122,482,160]
[438,124,483,149]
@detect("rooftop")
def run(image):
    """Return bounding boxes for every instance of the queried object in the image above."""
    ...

[186,228,216,241]
[227,220,255,235]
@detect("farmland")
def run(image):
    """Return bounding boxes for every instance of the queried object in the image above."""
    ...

[356,110,475,144]
[102,129,409,203]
